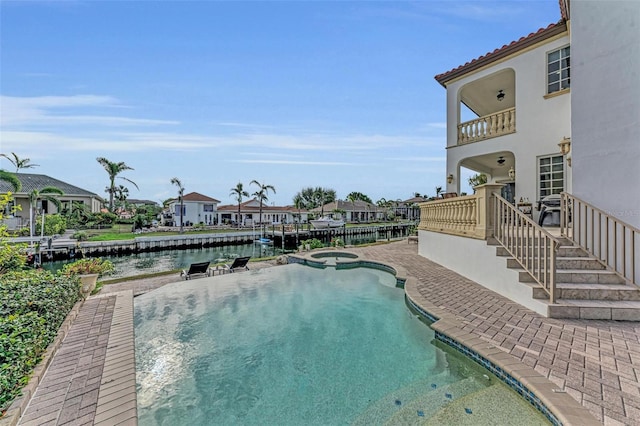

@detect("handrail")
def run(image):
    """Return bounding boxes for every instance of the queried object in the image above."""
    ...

[493,193,559,303]
[561,192,638,285]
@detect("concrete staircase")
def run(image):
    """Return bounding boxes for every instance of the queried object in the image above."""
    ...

[493,237,640,320]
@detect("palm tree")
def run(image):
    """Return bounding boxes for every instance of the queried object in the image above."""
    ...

[250,180,276,227]
[435,186,443,199]
[114,185,130,211]
[314,187,336,217]
[96,157,139,212]
[170,177,185,233]
[0,170,21,192]
[1,152,39,173]
[230,182,249,228]
[28,187,64,242]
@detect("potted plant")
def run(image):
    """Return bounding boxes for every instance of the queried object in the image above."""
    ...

[61,258,114,297]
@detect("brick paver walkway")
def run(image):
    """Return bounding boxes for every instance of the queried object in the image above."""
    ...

[19,297,116,425]
[10,241,640,425]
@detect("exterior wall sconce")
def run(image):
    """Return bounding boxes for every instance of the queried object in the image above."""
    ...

[558,136,572,166]
[558,137,571,155]
[508,167,515,180]
[447,174,454,184]
[497,90,505,101]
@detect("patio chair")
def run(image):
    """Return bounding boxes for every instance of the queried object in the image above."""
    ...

[180,261,211,280]
[221,256,251,274]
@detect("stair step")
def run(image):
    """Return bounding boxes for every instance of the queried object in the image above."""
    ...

[518,269,625,284]
[548,299,640,320]
[506,257,605,270]
[496,246,590,258]
[423,383,550,426]
[532,283,640,301]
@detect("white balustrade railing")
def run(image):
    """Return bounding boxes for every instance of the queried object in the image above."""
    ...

[494,194,558,303]
[457,107,516,144]
[561,193,638,285]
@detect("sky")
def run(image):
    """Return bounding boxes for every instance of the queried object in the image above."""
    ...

[0,0,561,206]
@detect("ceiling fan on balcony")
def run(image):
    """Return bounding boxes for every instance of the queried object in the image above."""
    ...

[497,156,506,166]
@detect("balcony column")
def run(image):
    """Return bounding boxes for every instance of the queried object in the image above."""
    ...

[473,183,504,239]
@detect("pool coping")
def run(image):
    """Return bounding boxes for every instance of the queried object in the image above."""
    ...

[290,249,599,425]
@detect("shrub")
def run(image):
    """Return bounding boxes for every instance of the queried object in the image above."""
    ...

[35,214,66,236]
[72,231,88,241]
[0,270,81,411]
[60,258,114,277]
[301,238,324,249]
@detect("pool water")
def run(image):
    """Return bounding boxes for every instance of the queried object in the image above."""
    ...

[135,264,549,425]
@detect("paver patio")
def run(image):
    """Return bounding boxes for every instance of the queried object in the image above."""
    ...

[8,241,640,425]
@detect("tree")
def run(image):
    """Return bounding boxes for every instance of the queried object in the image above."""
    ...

[170,177,185,233]
[468,173,488,192]
[250,180,276,227]
[313,187,336,217]
[0,170,21,192]
[0,152,39,173]
[96,157,139,212]
[435,186,443,199]
[292,193,305,222]
[346,191,372,204]
[230,182,249,228]
[28,187,64,242]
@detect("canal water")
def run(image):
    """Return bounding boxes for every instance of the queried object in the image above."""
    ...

[41,235,380,279]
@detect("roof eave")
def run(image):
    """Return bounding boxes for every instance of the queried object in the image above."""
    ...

[434,21,568,87]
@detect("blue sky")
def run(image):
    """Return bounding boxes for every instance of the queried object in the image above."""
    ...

[1,0,560,206]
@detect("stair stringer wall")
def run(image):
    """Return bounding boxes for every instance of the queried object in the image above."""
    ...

[418,229,550,317]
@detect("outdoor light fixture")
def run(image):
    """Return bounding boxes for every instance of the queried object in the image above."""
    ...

[447,174,454,184]
[558,137,571,155]
[508,166,515,180]
[497,156,506,165]
[558,136,572,166]
[497,90,505,101]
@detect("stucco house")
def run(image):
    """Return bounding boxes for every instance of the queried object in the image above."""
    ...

[169,192,220,227]
[0,173,103,230]
[216,198,309,226]
[418,0,640,319]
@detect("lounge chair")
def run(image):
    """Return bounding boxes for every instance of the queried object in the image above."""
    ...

[180,261,211,280]
[221,256,251,274]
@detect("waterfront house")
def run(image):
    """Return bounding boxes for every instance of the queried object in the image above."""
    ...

[418,0,640,319]
[0,173,103,230]
[168,192,220,227]
[216,198,309,227]
[314,199,386,223]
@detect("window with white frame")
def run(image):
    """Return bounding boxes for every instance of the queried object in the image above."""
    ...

[547,46,570,94]
[538,155,564,198]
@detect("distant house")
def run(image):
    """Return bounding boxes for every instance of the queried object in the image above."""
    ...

[394,197,428,221]
[168,192,220,226]
[0,173,103,230]
[126,199,159,208]
[216,198,309,226]
[314,200,386,223]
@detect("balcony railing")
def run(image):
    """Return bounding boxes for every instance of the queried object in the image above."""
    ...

[457,107,516,145]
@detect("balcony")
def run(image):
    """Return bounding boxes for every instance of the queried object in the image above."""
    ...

[457,107,516,145]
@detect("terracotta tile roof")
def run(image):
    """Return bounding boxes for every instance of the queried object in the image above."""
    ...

[182,192,220,203]
[434,21,567,86]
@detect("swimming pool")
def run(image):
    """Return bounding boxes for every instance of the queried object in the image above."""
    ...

[135,263,549,425]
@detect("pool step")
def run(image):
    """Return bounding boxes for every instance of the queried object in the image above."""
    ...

[382,377,486,425]
[352,376,486,425]
[423,384,550,426]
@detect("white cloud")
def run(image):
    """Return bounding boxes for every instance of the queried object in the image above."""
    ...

[235,159,358,166]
